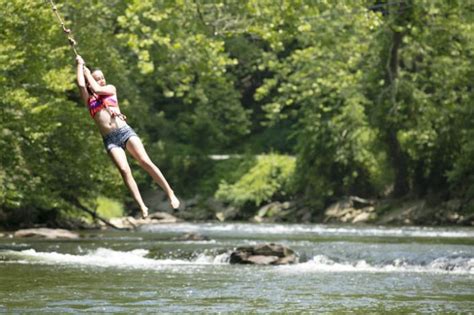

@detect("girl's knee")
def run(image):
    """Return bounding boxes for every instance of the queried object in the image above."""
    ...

[118,165,132,177]
[139,158,154,169]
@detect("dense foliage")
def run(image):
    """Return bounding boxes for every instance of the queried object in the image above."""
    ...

[216,154,295,208]
[1,0,472,225]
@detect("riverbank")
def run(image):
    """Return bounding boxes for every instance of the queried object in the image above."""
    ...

[321,197,474,226]
[174,195,473,227]
[0,194,472,231]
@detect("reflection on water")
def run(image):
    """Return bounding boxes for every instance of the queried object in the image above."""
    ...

[0,223,473,313]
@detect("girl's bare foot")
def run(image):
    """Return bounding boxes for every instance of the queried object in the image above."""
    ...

[169,194,180,210]
[141,206,149,219]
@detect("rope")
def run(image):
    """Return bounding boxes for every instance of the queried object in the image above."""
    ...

[47,1,126,122]
[47,0,79,56]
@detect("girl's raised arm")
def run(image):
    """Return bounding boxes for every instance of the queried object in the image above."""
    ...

[76,56,89,104]
[83,68,116,96]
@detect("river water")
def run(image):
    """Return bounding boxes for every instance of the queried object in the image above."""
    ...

[1,223,473,313]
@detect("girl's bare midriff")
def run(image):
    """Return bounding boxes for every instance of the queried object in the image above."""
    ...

[93,108,128,136]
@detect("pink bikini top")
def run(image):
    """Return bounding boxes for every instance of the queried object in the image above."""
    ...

[87,94,119,118]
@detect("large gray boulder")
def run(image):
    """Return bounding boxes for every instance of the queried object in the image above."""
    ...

[230,243,298,265]
[14,228,79,239]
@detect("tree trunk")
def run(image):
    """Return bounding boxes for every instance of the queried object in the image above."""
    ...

[385,29,410,197]
[386,128,409,197]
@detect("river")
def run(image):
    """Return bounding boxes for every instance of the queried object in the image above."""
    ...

[1,223,473,313]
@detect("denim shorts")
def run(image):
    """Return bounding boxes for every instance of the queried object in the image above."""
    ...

[102,125,138,152]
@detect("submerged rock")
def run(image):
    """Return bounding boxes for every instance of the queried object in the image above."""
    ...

[171,232,210,241]
[230,243,298,265]
[14,228,79,239]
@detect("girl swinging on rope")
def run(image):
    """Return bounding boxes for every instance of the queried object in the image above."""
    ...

[75,55,180,218]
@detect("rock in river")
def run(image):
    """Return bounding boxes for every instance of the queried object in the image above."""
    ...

[14,228,79,239]
[230,243,298,265]
[171,232,210,241]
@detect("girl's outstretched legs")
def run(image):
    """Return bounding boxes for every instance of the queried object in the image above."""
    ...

[126,136,180,209]
[108,147,149,218]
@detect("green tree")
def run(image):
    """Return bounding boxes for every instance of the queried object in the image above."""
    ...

[366,0,473,198]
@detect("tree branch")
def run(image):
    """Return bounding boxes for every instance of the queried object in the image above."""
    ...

[68,197,125,230]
